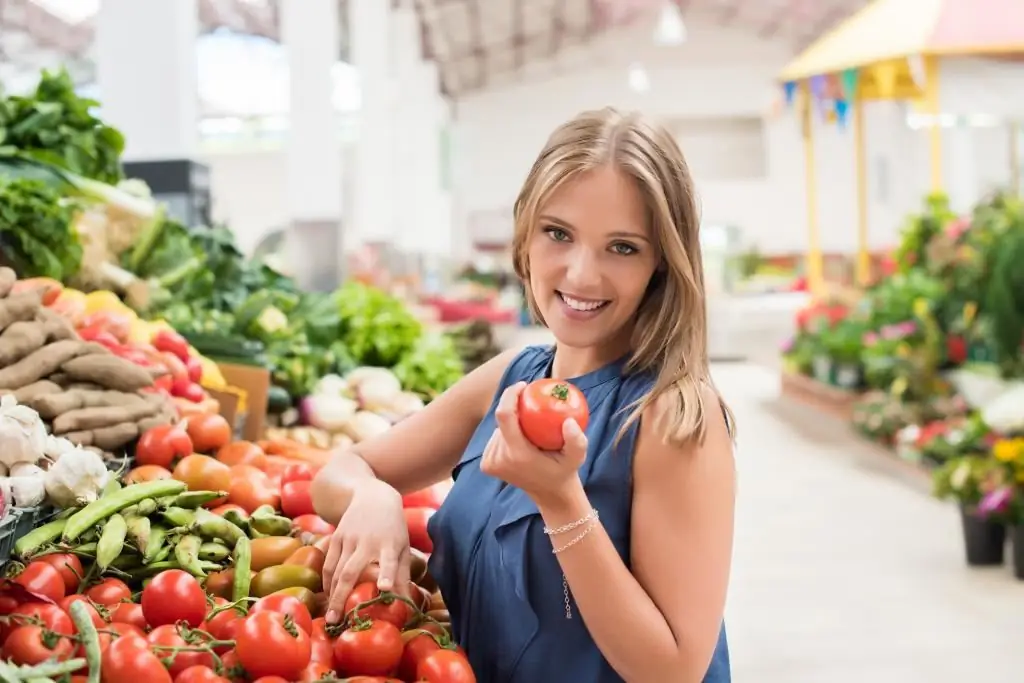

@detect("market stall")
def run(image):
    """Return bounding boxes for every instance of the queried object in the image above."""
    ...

[778,0,1024,292]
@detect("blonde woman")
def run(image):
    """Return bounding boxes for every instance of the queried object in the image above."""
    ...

[312,107,736,682]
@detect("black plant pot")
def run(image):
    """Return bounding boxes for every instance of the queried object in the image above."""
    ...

[1011,526,1024,579]
[960,506,1005,566]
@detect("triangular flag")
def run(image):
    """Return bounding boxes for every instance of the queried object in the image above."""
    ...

[783,81,798,104]
[834,99,849,129]
[872,61,898,98]
[840,68,859,101]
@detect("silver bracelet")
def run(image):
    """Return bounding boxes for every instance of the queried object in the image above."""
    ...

[543,508,599,536]
[552,519,599,554]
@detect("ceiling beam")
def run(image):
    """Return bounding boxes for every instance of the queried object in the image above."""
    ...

[549,0,569,55]
[513,0,526,69]
[0,0,92,55]
[467,0,486,89]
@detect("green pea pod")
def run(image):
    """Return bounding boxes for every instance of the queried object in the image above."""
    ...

[152,545,173,563]
[70,542,98,558]
[126,516,152,556]
[174,535,205,576]
[232,536,252,601]
[161,506,195,529]
[14,519,68,559]
[248,514,291,537]
[143,525,168,564]
[136,498,159,517]
[198,542,230,562]
[131,559,224,580]
[251,505,276,518]
[97,514,128,570]
[68,600,101,683]
[220,509,249,531]
[173,491,227,509]
[63,479,187,542]
[194,508,245,546]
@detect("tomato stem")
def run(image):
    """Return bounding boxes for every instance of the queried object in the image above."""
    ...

[549,383,571,401]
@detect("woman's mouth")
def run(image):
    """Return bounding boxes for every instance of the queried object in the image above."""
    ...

[556,291,610,318]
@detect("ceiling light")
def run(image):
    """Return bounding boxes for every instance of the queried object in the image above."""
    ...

[653,2,687,46]
[628,63,650,92]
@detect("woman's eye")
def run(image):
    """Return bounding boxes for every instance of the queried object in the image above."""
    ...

[543,227,570,242]
[612,243,638,256]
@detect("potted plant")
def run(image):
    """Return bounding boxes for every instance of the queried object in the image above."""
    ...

[990,437,1024,579]
[819,319,865,389]
[932,453,1008,566]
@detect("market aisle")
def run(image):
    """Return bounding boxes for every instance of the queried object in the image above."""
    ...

[720,362,1024,682]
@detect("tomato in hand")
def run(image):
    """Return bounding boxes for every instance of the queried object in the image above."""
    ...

[85,577,131,605]
[234,611,311,679]
[186,413,233,454]
[142,570,207,627]
[332,619,404,677]
[102,632,173,683]
[343,582,412,631]
[517,378,589,451]
[249,593,313,635]
[137,423,194,469]
[2,625,74,665]
[36,553,84,594]
[417,649,477,682]
[404,507,435,554]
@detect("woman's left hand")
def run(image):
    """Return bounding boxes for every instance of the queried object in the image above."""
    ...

[480,382,588,506]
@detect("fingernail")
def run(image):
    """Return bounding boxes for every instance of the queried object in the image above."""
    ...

[378,578,392,590]
[564,418,581,436]
[326,610,339,624]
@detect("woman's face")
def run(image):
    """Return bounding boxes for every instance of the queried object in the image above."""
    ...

[527,164,659,351]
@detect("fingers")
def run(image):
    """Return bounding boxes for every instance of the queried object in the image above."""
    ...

[322,529,344,595]
[395,547,412,598]
[494,382,530,449]
[561,418,588,461]
[326,546,366,624]
[376,544,399,592]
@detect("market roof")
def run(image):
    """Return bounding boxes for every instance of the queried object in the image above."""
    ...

[2,0,872,102]
[779,0,1024,81]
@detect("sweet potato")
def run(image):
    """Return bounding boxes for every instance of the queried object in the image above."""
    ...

[61,354,154,392]
[0,268,16,298]
[91,422,139,451]
[52,401,159,434]
[35,308,75,341]
[137,413,175,433]
[0,339,85,390]
[0,321,47,366]
[0,290,42,334]
[12,380,63,405]
[30,389,147,420]
[62,430,94,447]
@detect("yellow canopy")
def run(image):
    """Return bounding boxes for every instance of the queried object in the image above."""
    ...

[779,0,1024,81]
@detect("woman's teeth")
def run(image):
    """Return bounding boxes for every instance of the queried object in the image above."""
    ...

[559,292,609,311]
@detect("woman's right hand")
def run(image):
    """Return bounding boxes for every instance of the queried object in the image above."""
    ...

[322,479,412,624]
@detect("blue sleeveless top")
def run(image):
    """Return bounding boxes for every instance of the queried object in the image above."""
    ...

[427,345,731,682]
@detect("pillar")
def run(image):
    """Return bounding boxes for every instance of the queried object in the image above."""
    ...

[95,0,198,161]
[390,6,422,257]
[945,123,978,214]
[349,0,394,247]
[281,0,344,290]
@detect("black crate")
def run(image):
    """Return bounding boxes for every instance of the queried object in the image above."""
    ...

[0,514,17,563]
[11,507,37,541]
[32,506,61,527]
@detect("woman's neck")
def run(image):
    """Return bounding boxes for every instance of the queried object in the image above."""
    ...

[550,335,631,379]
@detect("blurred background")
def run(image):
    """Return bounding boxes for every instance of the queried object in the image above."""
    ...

[1,0,1024,680]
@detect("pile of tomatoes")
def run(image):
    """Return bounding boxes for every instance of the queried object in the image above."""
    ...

[1,557,475,682]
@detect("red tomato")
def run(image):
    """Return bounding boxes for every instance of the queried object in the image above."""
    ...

[3,602,73,642]
[141,570,207,628]
[137,422,194,469]
[416,649,477,682]
[109,601,147,630]
[249,594,313,635]
[13,278,62,306]
[307,617,334,664]
[202,601,244,653]
[250,678,289,683]
[36,553,83,594]
[80,311,133,343]
[2,625,74,665]
[175,666,230,683]
[77,326,121,348]
[84,577,131,606]
[152,329,191,362]
[185,356,204,383]
[148,624,215,677]
[14,561,66,602]
[296,662,335,681]
[517,378,590,451]
[280,480,315,518]
[399,629,446,681]
[58,595,106,629]
[216,441,266,469]
[179,382,206,403]
[281,463,316,485]
[404,507,435,554]
[332,619,403,677]
[102,633,173,683]
[186,414,233,454]
[343,583,412,631]
[291,514,335,536]
[209,503,247,517]
[234,611,312,679]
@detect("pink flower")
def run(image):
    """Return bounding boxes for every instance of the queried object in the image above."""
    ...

[945,217,971,241]
[780,337,795,353]
[862,332,879,346]
[978,486,1012,517]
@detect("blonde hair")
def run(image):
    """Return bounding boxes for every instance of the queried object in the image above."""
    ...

[511,107,734,446]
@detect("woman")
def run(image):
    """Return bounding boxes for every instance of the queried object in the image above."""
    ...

[311,107,736,682]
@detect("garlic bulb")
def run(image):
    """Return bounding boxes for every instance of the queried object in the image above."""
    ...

[7,476,46,507]
[0,395,47,467]
[44,446,110,509]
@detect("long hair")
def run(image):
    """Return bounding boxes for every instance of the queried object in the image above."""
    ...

[511,107,734,446]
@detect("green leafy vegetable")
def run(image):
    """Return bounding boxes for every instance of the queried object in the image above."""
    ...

[0,177,81,279]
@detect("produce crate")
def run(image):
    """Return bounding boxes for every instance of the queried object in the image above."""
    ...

[11,507,38,543]
[0,514,18,563]
[32,506,61,527]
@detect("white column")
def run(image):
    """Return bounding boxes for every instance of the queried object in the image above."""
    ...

[407,61,448,256]
[95,0,198,161]
[945,123,978,214]
[349,0,394,246]
[280,0,344,289]
[390,6,422,249]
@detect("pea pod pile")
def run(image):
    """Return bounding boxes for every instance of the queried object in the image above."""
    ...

[13,478,291,588]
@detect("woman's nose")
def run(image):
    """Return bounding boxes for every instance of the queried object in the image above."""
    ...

[564,248,601,288]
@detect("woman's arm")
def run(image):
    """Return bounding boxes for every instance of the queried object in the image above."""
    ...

[311,348,521,525]
[534,387,736,682]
